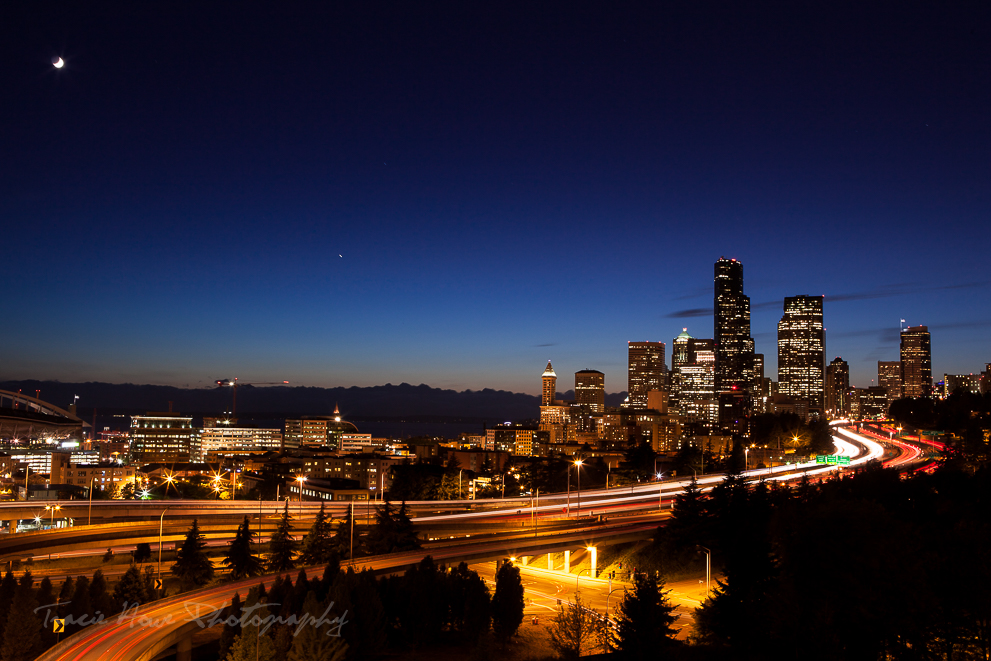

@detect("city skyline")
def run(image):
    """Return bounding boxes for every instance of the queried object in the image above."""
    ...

[3,3,989,394]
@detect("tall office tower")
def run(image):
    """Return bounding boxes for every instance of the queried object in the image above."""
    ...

[825,357,850,416]
[900,326,932,398]
[777,295,825,410]
[878,361,902,412]
[669,329,692,410]
[982,364,991,395]
[628,341,666,408]
[575,369,605,413]
[680,338,717,425]
[542,361,557,406]
[714,257,755,393]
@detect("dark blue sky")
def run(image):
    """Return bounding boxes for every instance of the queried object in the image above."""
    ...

[3,1,989,394]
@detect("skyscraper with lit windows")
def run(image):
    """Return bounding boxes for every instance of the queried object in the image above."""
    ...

[777,295,825,410]
[900,326,932,398]
[575,369,605,413]
[628,341,666,408]
[714,258,755,393]
[825,357,850,416]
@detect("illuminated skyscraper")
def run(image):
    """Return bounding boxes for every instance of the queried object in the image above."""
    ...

[575,369,605,413]
[777,295,825,410]
[628,341,666,409]
[714,258,755,393]
[825,357,850,415]
[878,361,902,412]
[900,326,932,398]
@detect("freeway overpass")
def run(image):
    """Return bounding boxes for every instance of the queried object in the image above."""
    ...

[33,424,922,660]
[37,518,657,661]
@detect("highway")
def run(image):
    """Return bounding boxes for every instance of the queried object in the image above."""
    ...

[34,423,930,660]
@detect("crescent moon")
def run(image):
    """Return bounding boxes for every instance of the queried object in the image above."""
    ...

[53,57,64,69]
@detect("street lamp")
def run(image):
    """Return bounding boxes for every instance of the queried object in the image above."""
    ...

[573,459,584,518]
[44,503,61,528]
[698,545,711,595]
[576,567,592,594]
[158,507,170,586]
[656,472,665,510]
[295,475,307,516]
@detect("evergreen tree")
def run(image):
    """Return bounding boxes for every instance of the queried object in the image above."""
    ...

[171,519,215,590]
[34,577,56,651]
[66,576,92,635]
[491,561,524,643]
[299,503,335,565]
[332,504,359,560]
[611,573,680,658]
[1,572,41,661]
[267,502,298,572]
[89,569,115,618]
[548,592,608,660]
[288,591,348,661]
[56,577,74,618]
[217,592,242,660]
[448,562,491,642]
[133,542,152,564]
[113,565,151,611]
[0,572,17,640]
[364,500,397,555]
[394,501,420,551]
[224,516,263,579]
[224,587,275,661]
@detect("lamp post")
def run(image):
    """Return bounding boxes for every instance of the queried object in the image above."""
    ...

[458,469,463,500]
[88,477,94,525]
[573,459,584,518]
[158,507,170,585]
[656,472,665,510]
[575,567,592,594]
[295,475,307,517]
[698,545,711,595]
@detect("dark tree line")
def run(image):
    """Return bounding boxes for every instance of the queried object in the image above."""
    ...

[0,565,161,660]
[219,556,525,660]
[643,462,991,660]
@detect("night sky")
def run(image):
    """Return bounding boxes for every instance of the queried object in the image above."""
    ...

[3,2,989,395]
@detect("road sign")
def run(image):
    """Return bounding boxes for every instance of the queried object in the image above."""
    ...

[838,456,851,465]
[826,455,838,464]
[815,455,827,464]
[153,578,163,590]
[52,619,65,634]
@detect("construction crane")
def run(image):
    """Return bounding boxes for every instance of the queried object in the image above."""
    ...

[215,378,289,417]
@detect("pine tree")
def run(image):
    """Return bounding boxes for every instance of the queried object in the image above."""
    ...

[0,571,17,637]
[113,565,151,611]
[217,592,242,660]
[299,503,335,565]
[1,572,41,661]
[89,569,116,618]
[364,500,397,555]
[332,504,359,560]
[56,577,74,618]
[35,577,56,651]
[491,561,524,643]
[66,576,92,634]
[394,501,420,551]
[133,542,152,564]
[224,589,275,661]
[267,502,298,572]
[288,592,348,661]
[448,562,491,642]
[610,572,680,658]
[171,519,215,590]
[224,516,263,579]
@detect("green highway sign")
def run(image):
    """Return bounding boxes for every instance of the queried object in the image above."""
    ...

[814,454,851,466]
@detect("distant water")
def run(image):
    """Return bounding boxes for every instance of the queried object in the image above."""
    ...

[357,420,487,439]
